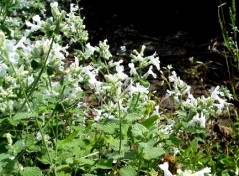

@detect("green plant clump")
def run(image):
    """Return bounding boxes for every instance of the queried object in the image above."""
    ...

[0,0,238,176]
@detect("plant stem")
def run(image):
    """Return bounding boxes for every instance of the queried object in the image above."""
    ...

[117,101,122,154]
[137,149,143,175]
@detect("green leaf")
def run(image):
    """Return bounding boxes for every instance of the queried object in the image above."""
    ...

[25,135,41,152]
[56,165,71,175]
[145,100,156,115]
[143,147,165,160]
[123,151,137,160]
[57,172,71,176]
[168,135,183,146]
[0,153,11,161]
[93,159,113,170]
[0,23,11,36]
[125,113,143,122]
[97,121,118,134]
[189,137,203,152]
[220,156,235,165]
[31,60,41,70]
[139,142,165,160]
[138,78,150,87]
[76,158,95,166]
[105,135,128,153]
[21,167,43,176]
[9,112,38,126]
[221,171,231,176]
[148,169,159,176]
[132,123,148,138]
[11,140,25,155]
[120,165,137,176]
[58,126,84,146]
[141,115,159,128]
[38,152,52,165]
[1,159,18,175]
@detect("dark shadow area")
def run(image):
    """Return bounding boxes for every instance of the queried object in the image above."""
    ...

[78,0,228,44]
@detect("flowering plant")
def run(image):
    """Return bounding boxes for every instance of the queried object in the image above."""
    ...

[0,1,237,176]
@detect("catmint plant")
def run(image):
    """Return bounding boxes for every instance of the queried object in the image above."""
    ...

[0,1,236,175]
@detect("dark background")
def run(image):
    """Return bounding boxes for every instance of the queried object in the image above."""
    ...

[78,0,236,42]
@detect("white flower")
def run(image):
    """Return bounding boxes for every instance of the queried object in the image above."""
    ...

[185,93,196,105]
[27,75,34,85]
[93,109,102,121]
[50,1,58,8]
[120,45,126,52]
[15,36,27,49]
[36,132,42,141]
[177,169,193,175]
[9,52,20,64]
[9,156,15,160]
[148,52,160,70]
[25,15,42,33]
[188,112,206,128]
[152,105,159,115]
[19,164,24,172]
[32,15,41,24]
[96,39,112,60]
[147,65,157,78]
[103,113,114,119]
[126,81,149,95]
[235,167,239,175]
[209,86,230,113]
[177,167,211,176]
[5,133,13,146]
[168,71,177,82]
[108,59,123,68]
[193,167,211,176]
[128,63,137,76]
[210,86,223,99]
[118,99,128,112]
[70,3,79,12]
[159,162,172,176]
[172,147,180,156]
[0,62,9,77]
[84,43,95,59]
[167,64,173,70]
[160,124,173,135]
[133,53,144,62]
[88,76,103,90]
[116,65,128,80]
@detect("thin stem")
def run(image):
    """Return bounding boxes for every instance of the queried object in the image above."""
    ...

[117,101,122,154]
[132,92,140,111]
[34,115,57,175]
[137,148,143,175]
[225,55,237,100]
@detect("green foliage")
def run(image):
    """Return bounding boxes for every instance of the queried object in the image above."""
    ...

[0,0,237,176]
[120,165,137,176]
[218,0,239,100]
[21,167,43,176]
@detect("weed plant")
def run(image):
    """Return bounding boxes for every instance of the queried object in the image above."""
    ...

[0,1,238,175]
[218,0,239,101]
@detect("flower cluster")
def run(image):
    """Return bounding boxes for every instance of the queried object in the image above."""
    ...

[166,71,232,129]
[159,162,211,176]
